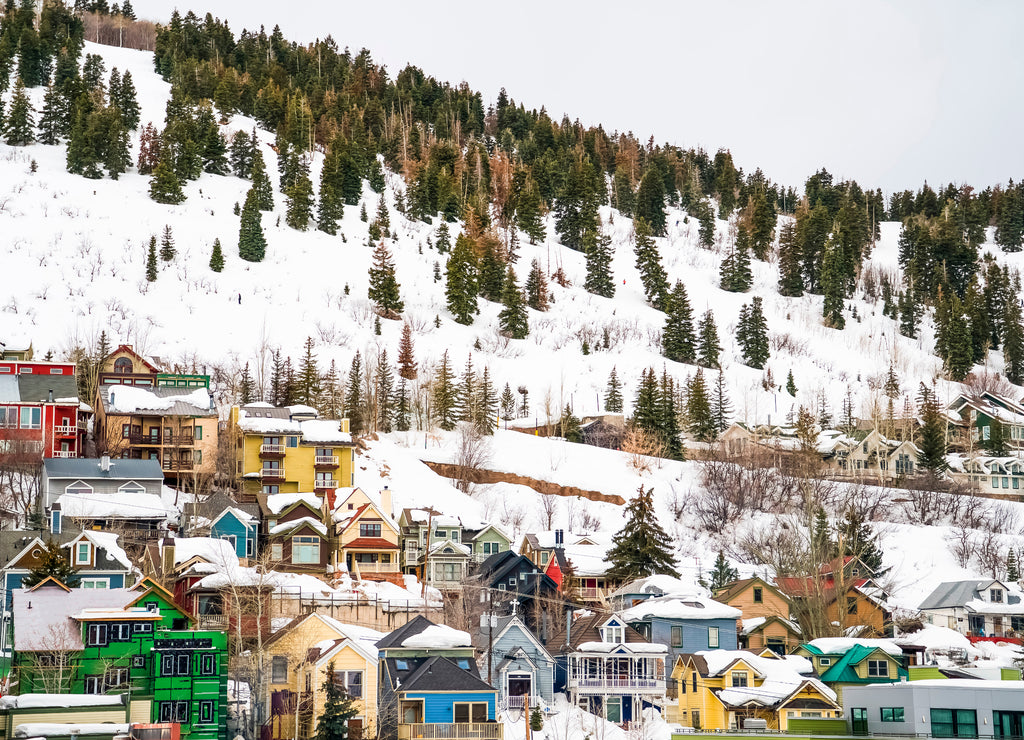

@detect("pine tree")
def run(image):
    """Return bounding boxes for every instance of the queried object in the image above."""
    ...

[633,217,669,310]
[737,297,770,369]
[435,222,452,253]
[157,225,174,261]
[837,509,883,574]
[23,540,80,587]
[320,360,342,418]
[687,368,716,442]
[604,367,623,413]
[916,383,948,474]
[694,197,716,248]
[368,157,386,193]
[455,354,478,425]
[696,310,722,368]
[145,236,157,281]
[477,366,497,434]
[821,237,846,329]
[250,147,274,210]
[711,371,733,434]
[1003,303,1024,385]
[345,351,364,434]
[777,220,804,296]
[605,486,677,580]
[2,77,34,146]
[658,370,683,460]
[238,188,268,262]
[285,169,314,230]
[394,377,411,432]
[445,234,479,325]
[209,238,224,272]
[662,281,696,363]
[719,230,752,293]
[635,166,667,235]
[37,84,63,144]
[239,362,255,404]
[811,508,835,562]
[500,383,516,420]
[560,404,582,443]
[375,349,395,433]
[315,661,358,740]
[149,155,185,204]
[1008,549,1021,583]
[115,70,140,129]
[524,259,549,311]
[432,350,457,431]
[397,323,417,380]
[583,227,615,298]
[703,550,739,592]
[632,368,662,439]
[367,241,404,315]
[316,183,343,235]
[498,266,529,339]
[229,130,254,178]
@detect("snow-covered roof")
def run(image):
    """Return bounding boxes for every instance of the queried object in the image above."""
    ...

[265,492,322,515]
[0,694,123,709]
[269,517,327,537]
[238,415,302,434]
[103,385,213,414]
[299,419,351,444]
[56,492,175,520]
[427,540,471,556]
[576,641,668,654]
[611,574,706,600]
[68,531,132,570]
[806,637,902,656]
[559,543,612,576]
[12,588,137,651]
[15,724,130,738]
[741,616,801,635]
[697,649,836,708]
[288,404,319,416]
[401,623,473,649]
[169,537,239,568]
[618,594,741,622]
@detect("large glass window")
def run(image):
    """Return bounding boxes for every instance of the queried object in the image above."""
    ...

[453,703,488,723]
[292,536,320,564]
[708,627,720,648]
[881,707,905,722]
[271,656,288,683]
[333,670,363,698]
[731,671,748,687]
[671,626,683,647]
[359,522,382,538]
[867,659,888,677]
[931,709,978,738]
[20,407,41,429]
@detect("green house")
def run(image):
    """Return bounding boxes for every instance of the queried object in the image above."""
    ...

[11,579,228,740]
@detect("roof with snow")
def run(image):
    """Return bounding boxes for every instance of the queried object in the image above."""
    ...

[610,574,708,601]
[802,637,903,657]
[56,492,175,520]
[618,594,742,622]
[100,385,214,416]
[64,530,133,570]
[298,419,352,444]
[263,492,323,515]
[167,537,239,568]
[687,650,837,709]
[13,588,138,651]
[0,694,124,710]
[918,580,1022,611]
[43,457,164,480]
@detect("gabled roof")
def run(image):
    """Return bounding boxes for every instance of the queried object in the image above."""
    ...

[715,576,790,606]
[99,385,215,417]
[546,610,649,652]
[210,506,257,529]
[918,580,1015,611]
[17,374,79,404]
[399,656,493,693]
[27,576,72,592]
[816,644,906,683]
[376,615,438,650]
[105,344,161,373]
[43,458,164,481]
[489,615,552,660]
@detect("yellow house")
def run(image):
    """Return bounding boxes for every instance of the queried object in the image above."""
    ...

[333,488,403,585]
[231,404,355,501]
[672,649,839,731]
[715,577,801,653]
[264,612,382,740]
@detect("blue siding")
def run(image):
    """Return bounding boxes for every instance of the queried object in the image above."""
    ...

[644,617,738,665]
[402,692,497,723]
[211,513,255,558]
[491,623,554,702]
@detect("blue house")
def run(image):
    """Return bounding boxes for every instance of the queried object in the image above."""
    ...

[209,506,258,559]
[618,593,741,668]
[377,616,501,740]
[480,614,555,709]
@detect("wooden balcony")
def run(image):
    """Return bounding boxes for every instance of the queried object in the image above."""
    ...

[129,432,163,445]
[260,443,286,457]
[163,459,194,472]
[353,561,400,574]
[260,468,286,481]
[314,455,339,468]
[398,724,502,740]
[53,424,78,436]
[314,479,339,489]
[570,676,665,693]
[51,450,76,458]
[577,587,610,601]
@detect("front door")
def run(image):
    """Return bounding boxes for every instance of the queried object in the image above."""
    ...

[508,674,532,699]
[969,615,985,635]
[851,707,868,735]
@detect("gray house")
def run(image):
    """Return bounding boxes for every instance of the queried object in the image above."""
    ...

[843,680,1024,737]
[479,614,555,709]
[918,580,1024,638]
[41,456,164,510]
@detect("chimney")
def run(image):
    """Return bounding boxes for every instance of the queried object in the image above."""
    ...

[380,486,392,516]
[48,389,54,403]
[100,455,110,472]
[161,537,176,576]
[565,607,572,647]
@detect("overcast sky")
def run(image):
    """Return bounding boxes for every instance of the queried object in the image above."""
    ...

[140,0,1023,194]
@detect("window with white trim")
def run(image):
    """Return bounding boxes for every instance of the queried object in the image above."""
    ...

[65,480,94,496]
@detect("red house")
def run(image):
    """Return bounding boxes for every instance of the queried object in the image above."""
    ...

[0,359,85,460]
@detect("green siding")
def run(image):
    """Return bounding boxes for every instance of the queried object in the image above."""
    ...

[787,718,850,735]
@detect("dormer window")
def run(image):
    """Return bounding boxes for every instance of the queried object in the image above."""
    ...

[601,622,624,643]
[76,541,92,565]
[991,588,1004,603]
[66,480,93,496]
[118,481,146,495]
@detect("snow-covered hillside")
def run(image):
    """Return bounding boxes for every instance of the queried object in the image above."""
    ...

[4,41,1024,618]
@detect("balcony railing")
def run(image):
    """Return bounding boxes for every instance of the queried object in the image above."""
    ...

[129,432,163,445]
[398,724,502,740]
[314,480,339,489]
[53,424,78,436]
[353,561,400,574]
[260,443,285,456]
[577,587,609,601]
[163,459,194,471]
[315,455,339,467]
[198,614,228,630]
[260,468,286,480]
[570,677,665,692]
[51,450,76,458]
[500,696,539,711]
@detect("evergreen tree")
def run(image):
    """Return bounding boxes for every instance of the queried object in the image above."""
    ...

[23,540,80,587]
[238,188,268,262]
[604,367,623,413]
[477,366,497,434]
[476,238,505,302]
[658,369,683,460]
[3,77,35,146]
[315,662,358,740]
[516,179,546,244]
[394,377,411,432]
[560,404,582,443]
[777,220,804,296]
[687,368,716,442]
[368,157,385,193]
[898,285,922,339]
[316,183,343,235]
[367,241,404,315]
[445,234,478,325]
[633,217,669,310]
[239,362,255,404]
[696,310,722,368]
[397,323,417,380]
[583,227,615,298]
[711,371,733,434]
[432,350,457,431]
[229,130,254,178]
[345,351,364,434]
[986,419,1009,457]
[719,231,752,293]
[498,266,529,339]
[703,550,739,592]
[145,236,157,281]
[115,69,140,129]
[820,237,846,329]
[916,383,948,474]
[37,84,64,145]
[605,486,677,580]
[1008,549,1021,583]
[635,166,667,235]
[837,509,884,574]
[149,155,185,204]
[136,122,161,174]
[435,222,452,253]
[285,168,315,230]
[1003,303,1024,385]
[554,154,599,251]
[297,337,320,407]
[250,147,274,210]
[455,354,478,425]
[159,225,175,261]
[736,297,770,369]
[694,197,716,248]
[103,115,130,179]
[785,370,797,396]
[500,383,516,420]
[209,238,224,272]
[811,508,835,562]
[662,281,696,363]
[632,368,662,440]
[375,349,395,433]
[524,259,549,311]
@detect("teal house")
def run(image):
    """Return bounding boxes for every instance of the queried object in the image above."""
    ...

[209,506,258,559]
[376,616,501,740]
[794,638,908,705]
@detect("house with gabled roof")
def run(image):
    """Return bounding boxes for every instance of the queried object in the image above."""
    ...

[793,638,908,704]
[947,391,1024,451]
[376,616,500,740]
[619,592,741,669]
[715,576,801,654]
[0,359,86,462]
[671,649,839,730]
[918,579,1024,638]
[478,613,555,710]
[41,456,164,511]
[208,506,259,560]
[333,489,402,585]
[474,551,559,630]
[776,557,891,638]
[260,492,330,575]
[545,611,668,725]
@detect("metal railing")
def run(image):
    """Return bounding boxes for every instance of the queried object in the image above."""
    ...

[398,724,502,740]
[314,480,339,489]
[260,444,286,455]
[500,696,538,711]
[315,456,339,466]
[260,468,286,479]
[571,677,665,691]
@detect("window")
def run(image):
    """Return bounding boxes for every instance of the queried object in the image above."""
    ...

[65,480,94,495]
[87,623,108,647]
[80,578,109,589]
[708,626,720,648]
[161,653,191,676]
[246,537,255,557]
[931,708,978,738]
[450,530,460,542]
[991,589,1004,603]
[602,624,623,643]
[847,596,859,614]
[333,670,363,698]
[199,653,217,676]
[671,625,683,647]
[286,436,298,447]
[753,587,763,603]
[271,656,288,683]
[195,425,203,440]
[84,675,103,694]
[118,481,146,495]
[453,703,488,723]
[132,655,146,668]
[262,485,279,495]
[193,450,203,465]
[76,542,91,564]
[394,660,408,671]
[435,530,446,539]
[271,543,283,561]
[221,534,238,551]
[482,541,501,554]
[199,701,214,724]
[731,671,748,688]
[819,657,831,666]
[867,659,888,677]
[360,522,382,538]
[105,667,129,690]
[881,707,905,722]
[440,562,458,581]
[692,672,697,692]
[109,623,131,641]
[159,702,190,724]
[292,536,320,564]
[114,357,133,373]
[20,407,41,429]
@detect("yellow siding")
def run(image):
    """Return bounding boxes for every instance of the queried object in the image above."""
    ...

[11,709,127,728]
[130,699,152,723]
[238,427,354,494]
[724,582,791,622]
